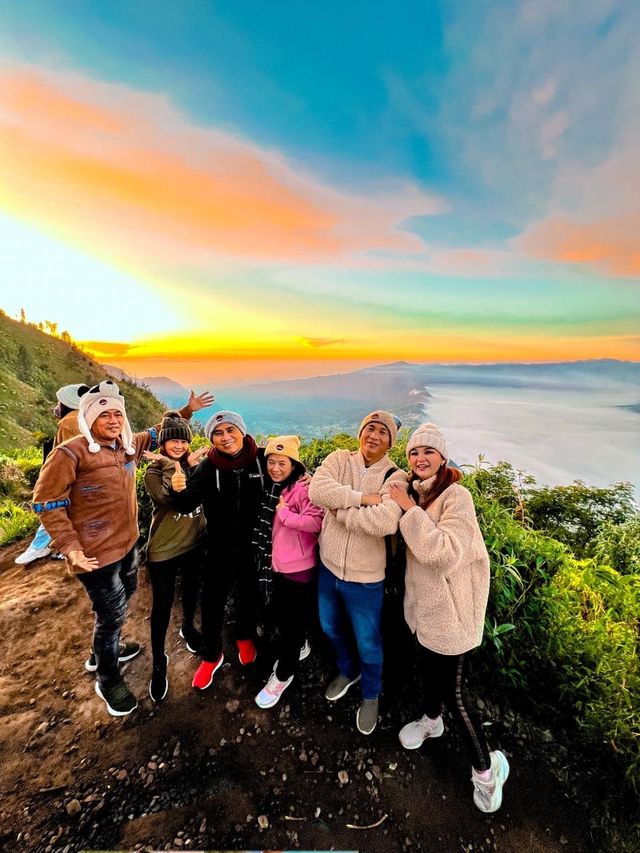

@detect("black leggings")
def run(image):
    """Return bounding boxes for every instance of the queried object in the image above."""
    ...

[418,643,491,772]
[147,547,202,664]
[272,573,314,681]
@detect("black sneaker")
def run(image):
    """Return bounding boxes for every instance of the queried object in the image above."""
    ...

[95,678,138,717]
[85,641,142,672]
[149,654,169,703]
[179,626,202,654]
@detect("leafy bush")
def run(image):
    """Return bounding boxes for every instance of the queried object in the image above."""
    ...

[539,561,640,787]
[0,499,39,546]
[592,516,640,575]
[525,481,636,557]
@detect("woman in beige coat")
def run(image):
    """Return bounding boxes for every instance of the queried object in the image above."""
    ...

[389,423,509,814]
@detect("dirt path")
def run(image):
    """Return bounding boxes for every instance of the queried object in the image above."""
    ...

[0,541,609,853]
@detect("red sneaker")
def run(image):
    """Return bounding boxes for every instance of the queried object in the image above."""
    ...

[236,638,257,665]
[192,654,224,689]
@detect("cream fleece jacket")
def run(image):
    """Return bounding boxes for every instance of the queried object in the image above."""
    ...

[400,482,490,655]
[308,449,407,582]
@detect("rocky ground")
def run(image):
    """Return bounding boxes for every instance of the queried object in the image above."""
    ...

[0,540,634,853]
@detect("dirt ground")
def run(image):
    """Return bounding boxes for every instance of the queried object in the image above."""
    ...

[0,539,627,853]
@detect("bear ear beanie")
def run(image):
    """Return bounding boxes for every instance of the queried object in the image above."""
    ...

[77,380,135,454]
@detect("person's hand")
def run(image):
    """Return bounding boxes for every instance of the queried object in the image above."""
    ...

[187,390,215,412]
[171,461,187,492]
[360,494,382,506]
[68,550,99,572]
[276,497,288,511]
[299,471,312,486]
[187,446,208,467]
[142,449,162,462]
[389,482,416,511]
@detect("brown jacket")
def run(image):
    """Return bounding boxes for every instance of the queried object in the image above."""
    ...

[55,410,80,446]
[33,407,192,572]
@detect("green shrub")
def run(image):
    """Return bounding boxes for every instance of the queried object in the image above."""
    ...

[524,481,636,557]
[592,516,640,575]
[539,561,640,787]
[0,499,39,546]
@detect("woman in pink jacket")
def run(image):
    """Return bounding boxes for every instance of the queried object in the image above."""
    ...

[253,435,324,709]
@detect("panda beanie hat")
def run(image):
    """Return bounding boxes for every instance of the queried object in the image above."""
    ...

[55,383,90,410]
[77,380,135,454]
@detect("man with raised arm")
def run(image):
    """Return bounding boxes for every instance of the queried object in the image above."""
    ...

[33,380,213,716]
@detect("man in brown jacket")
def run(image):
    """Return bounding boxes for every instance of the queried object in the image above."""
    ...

[33,380,213,716]
[15,382,90,566]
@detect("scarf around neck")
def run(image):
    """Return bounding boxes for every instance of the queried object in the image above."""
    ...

[252,480,285,606]
[207,434,258,471]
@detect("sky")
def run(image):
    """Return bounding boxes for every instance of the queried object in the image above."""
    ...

[1,0,638,385]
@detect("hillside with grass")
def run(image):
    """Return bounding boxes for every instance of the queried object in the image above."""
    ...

[0,312,164,452]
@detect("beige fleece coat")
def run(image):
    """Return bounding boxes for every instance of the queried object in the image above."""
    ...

[308,449,407,582]
[400,481,490,655]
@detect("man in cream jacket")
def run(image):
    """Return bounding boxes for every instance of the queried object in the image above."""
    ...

[308,411,407,735]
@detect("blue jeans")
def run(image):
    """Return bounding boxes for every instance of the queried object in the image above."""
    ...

[77,547,138,686]
[318,562,384,699]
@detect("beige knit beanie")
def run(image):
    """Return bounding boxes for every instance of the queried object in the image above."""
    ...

[265,435,301,462]
[358,410,398,445]
[406,422,449,462]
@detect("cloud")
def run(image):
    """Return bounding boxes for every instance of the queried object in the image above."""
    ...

[383,0,639,277]
[298,337,347,348]
[0,64,446,270]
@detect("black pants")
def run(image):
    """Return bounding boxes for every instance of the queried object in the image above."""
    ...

[418,643,491,772]
[201,543,258,662]
[78,547,138,686]
[147,546,202,665]
[272,573,314,681]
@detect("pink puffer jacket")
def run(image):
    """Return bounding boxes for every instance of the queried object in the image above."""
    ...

[272,479,324,573]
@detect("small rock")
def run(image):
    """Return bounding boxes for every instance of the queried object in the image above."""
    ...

[199,818,207,834]
[338,770,349,784]
[542,729,554,743]
[173,838,184,848]
[66,800,81,817]
[147,761,158,771]
[476,697,485,710]
[173,742,181,758]
[257,814,269,829]
[226,699,240,713]
[116,769,128,781]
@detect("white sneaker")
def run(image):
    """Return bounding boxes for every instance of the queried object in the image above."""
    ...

[255,671,294,709]
[299,640,311,661]
[15,545,52,565]
[472,750,510,813]
[399,714,444,749]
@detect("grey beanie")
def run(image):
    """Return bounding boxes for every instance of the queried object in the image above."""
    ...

[205,410,247,440]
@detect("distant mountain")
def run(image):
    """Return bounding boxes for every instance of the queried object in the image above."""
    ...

[201,359,640,438]
[102,366,189,410]
[0,314,164,452]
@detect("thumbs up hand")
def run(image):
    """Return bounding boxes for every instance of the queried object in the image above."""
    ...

[171,460,187,492]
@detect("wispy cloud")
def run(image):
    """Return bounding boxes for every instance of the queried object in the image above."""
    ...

[0,64,445,271]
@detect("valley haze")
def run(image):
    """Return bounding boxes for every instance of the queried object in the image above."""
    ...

[107,359,640,493]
